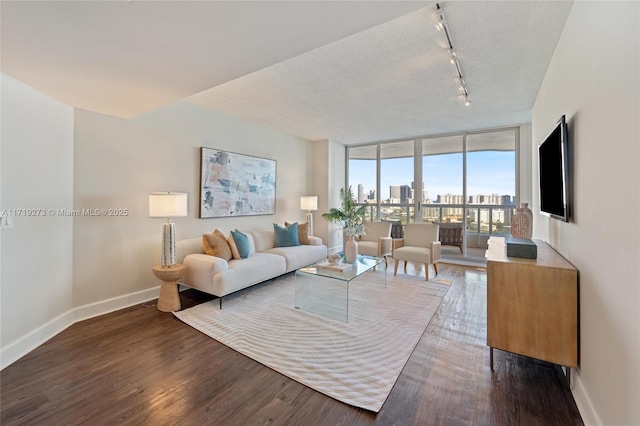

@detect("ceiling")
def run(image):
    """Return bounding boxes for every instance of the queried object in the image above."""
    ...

[1,1,573,145]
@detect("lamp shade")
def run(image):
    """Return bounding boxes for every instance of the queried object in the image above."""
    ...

[300,195,318,211]
[149,192,188,218]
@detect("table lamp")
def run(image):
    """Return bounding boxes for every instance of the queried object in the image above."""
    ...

[300,195,318,237]
[149,192,188,267]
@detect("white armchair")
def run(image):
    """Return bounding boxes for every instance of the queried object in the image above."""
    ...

[392,223,441,280]
[357,221,392,267]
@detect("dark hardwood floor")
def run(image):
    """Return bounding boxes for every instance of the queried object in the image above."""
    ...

[1,264,583,425]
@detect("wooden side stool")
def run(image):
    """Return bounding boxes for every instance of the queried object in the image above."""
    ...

[152,263,186,312]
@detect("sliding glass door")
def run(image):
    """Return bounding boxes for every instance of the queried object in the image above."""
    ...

[420,135,464,224]
[465,130,516,257]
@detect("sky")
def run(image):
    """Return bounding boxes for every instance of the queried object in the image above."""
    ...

[349,151,515,201]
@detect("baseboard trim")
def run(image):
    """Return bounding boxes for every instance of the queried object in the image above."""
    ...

[73,286,160,323]
[439,258,487,268]
[0,310,74,370]
[571,370,601,426]
[1,286,160,371]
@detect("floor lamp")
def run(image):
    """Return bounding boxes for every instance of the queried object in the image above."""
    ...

[149,192,188,267]
[300,195,318,237]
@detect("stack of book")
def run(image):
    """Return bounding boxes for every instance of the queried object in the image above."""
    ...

[316,261,353,272]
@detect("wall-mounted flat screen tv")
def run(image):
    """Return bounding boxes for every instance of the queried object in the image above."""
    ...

[538,115,570,222]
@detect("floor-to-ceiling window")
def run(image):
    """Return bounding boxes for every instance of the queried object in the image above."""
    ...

[380,141,414,225]
[421,135,464,225]
[347,127,518,263]
[347,144,377,221]
[465,130,516,256]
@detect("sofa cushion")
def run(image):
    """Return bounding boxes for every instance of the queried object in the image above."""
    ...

[202,229,233,261]
[273,223,300,247]
[227,233,240,259]
[228,230,255,259]
[230,229,251,259]
[211,253,286,297]
[264,244,328,272]
[177,237,205,264]
[250,229,275,252]
[285,221,309,245]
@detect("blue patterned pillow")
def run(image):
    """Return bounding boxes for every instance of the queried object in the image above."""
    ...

[273,223,301,247]
[230,229,251,259]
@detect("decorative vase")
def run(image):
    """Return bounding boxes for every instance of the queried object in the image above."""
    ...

[512,202,533,239]
[345,235,358,263]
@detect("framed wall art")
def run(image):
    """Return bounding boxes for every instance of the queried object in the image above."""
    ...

[200,147,276,218]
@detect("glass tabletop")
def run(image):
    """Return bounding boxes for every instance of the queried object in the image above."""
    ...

[297,255,384,282]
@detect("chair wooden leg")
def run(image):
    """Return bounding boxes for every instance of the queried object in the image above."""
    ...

[394,260,399,276]
[404,261,408,272]
[384,255,388,268]
[434,262,439,275]
[425,263,429,281]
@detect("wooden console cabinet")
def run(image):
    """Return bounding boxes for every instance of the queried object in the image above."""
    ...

[486,237,578,386]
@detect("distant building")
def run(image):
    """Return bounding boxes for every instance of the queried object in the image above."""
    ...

[389,185,401,202]
[437,194,465,204]
[469,194,513,205]
[399,185,412,204]
[357,184,364,203]
[436,194,464,216]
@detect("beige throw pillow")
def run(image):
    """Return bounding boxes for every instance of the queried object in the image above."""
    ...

[285,221,309,245]
[202,229,233,261]
[228,233,240,259]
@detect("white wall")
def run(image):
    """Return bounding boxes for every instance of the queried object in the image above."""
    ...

[532,2,639,425]
[1,84,315,367]
[73,101,313,307]
[0,74,75,366]
[312,139,346,253]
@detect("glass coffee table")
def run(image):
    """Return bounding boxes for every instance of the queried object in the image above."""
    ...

[294,255,385,322]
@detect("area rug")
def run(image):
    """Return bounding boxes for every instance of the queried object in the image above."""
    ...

[174,270,449,412]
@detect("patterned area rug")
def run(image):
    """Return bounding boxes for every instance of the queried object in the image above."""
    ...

[174,270,449,412]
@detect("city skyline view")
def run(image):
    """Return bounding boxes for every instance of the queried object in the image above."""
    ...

[349,150,516,203]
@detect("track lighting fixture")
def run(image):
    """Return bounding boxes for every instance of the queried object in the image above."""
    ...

[436,3,470,107]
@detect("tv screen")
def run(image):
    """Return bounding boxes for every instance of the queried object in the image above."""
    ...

[538,115,570,222]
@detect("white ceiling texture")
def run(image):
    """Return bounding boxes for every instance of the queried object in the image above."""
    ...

[1,1,573,146]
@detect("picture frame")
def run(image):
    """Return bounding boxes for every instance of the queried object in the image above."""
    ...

[200,147,276,218]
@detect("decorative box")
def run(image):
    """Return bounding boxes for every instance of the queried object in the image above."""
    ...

[505,236,538,259]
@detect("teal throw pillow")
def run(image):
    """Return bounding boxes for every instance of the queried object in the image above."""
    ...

[230,229,251,259]
[273,223,301,247]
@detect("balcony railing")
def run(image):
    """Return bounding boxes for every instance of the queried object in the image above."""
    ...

[357,202,515,250]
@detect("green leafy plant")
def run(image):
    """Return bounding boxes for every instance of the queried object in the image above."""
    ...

[321,186,366,238]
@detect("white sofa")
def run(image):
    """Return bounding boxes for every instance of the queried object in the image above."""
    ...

[176,229,327,307]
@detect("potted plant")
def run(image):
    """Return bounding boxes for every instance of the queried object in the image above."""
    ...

[322,186,366,262]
